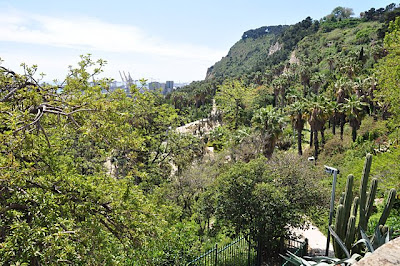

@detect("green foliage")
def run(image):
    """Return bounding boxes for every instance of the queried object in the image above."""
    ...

[251,106,286,158]
[208,17,319,80]
[215,153,327,259]
[375,16,400,125]
[166,79,216,124]
[2,3,400,264]
[321,18,361,33]
[215,79,254,129]
[208,126,230,151]
[0,56,205,265]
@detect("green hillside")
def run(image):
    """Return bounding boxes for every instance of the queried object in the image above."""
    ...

[166,4,400,260]
[2,3,400,265]
[206,25,287,79]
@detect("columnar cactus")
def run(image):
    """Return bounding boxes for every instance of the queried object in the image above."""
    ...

[344,215,356,251]
[365,179,377,222]
[333,204,345,257]
[358,153,372,233]
[331,153,397,258]
[378,188,397,226]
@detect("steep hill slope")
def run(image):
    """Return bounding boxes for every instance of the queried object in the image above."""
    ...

[206,17,319,80]
[205,25,287,79]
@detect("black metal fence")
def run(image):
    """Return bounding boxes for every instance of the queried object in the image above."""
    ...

[187,237,308,266]
[281,238,308,266]
[187,236,256,266]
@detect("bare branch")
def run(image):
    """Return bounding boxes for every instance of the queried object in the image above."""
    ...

[67,108,96,115]
[14,109,43,133]
[38,122,51,148]
[0,82,35,102]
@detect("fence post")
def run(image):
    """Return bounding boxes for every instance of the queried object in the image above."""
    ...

[303,238,308,257]
[247,235,251,266]
[215,243,218,265]
[256,238,261,266]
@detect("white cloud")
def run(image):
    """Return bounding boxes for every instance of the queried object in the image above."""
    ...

[0,9,224,63]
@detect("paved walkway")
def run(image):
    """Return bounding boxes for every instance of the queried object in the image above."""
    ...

[292,224,334,257]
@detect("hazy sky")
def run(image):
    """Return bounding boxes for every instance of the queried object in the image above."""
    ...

[0,0,395,83]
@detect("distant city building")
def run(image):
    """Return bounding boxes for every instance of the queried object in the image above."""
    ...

[165,81,174,94]
[101,79,176,96]
[148,82,162,91]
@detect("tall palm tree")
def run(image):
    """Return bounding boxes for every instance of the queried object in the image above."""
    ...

[319,96,331,145]
[306,95,327,160]
[310,72,326,95]
[252,106,285,159]
[262,69,274,85]
[298,63,311,96]
[364,76,377,116]
[327,55,336,73]
[327,100,342,135]
[272,77,289,108]
[339,51,362,79]
[287,101,307,155]
[334,78,351,140]
[272,78,281,107]
[253,71,263,85]
[343,95,368,142]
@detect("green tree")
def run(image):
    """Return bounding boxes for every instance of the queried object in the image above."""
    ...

[334,77,351,140]
[328,6,354,20]
[286,100,307,155]
[251,106,285,158]
[306,95,328,159]
[0,56,199,265]
[215,155,325,262]
[343,95,368,142]
[215,79,254,129]
[375,17,400,125]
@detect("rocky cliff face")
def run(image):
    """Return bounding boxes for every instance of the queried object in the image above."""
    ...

[268,42,282,56]
[205,65,214,80]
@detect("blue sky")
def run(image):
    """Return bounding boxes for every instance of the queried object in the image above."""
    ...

[0,0,395,83]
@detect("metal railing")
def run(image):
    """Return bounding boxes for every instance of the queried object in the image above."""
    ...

[281,238,308,266]
[187,236,256,266]
[188,236,308,266]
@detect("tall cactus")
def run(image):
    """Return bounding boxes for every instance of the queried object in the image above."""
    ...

[359,153,372,233]
[352,197,359,217]
[344,215,356,251]
[365,179,378,221]
[333,204,345,258]
[342,175,354,233]
[331,153,397,258]
[378,188,397,226]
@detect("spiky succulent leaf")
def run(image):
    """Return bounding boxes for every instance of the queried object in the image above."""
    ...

[329,225,351,258]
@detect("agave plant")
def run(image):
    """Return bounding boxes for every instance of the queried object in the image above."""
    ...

[281,251,363,266]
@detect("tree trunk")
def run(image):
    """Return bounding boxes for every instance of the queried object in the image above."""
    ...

[321,128,326,145]
[332,116,336,135]
[274,90,279,107]
[352,127,357,142]
[263,139,275,159]
[314,130,319,160]
[280,89,285,107]
[297,129,303,155]
[340,115,345,141]
[310,130,314,147]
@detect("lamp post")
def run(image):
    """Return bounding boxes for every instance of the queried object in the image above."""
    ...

[324,165,339,256]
